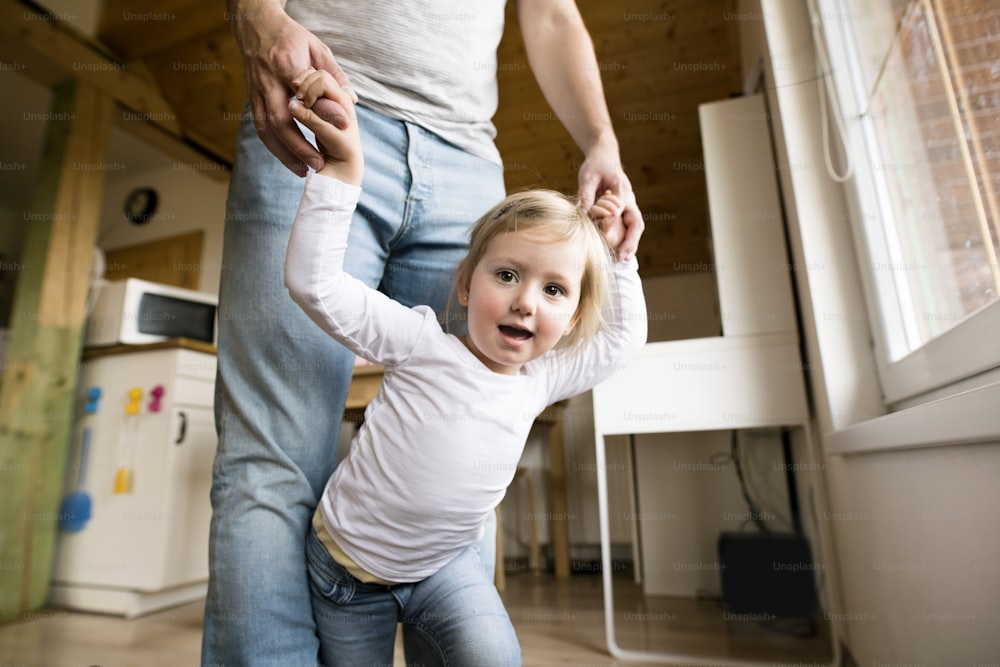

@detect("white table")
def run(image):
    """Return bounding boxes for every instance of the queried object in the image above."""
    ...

[591,332,842,665]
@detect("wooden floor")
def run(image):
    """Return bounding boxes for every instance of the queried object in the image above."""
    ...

[0,570,836,666]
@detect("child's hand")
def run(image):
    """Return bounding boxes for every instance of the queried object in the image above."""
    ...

[288,68,364,185]
[588,190,626,252]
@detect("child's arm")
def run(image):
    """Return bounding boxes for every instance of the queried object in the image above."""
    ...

[540,192,646,401]
[287,68,364,186]
[283,71,432,366]
[541,254,647,403]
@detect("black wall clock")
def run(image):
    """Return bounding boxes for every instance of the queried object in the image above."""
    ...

[124,187,159,224]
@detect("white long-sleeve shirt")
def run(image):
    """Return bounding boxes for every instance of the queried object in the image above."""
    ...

[285,173,647,582]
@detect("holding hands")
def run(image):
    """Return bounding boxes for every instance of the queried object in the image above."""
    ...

[288,68,364,185]
[578,155,644,262]
[230,3,356,176]
[588,190,627,253]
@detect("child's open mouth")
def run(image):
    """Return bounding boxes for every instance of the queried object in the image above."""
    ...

[499,324,533,340]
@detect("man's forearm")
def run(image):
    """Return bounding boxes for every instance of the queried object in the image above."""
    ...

[227,0,287,43]
[518,0,620,160]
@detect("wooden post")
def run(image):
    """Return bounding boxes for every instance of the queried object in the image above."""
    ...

[0,80,113,620]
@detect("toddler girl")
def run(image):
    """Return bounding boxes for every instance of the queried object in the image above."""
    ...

[284,68,646,666]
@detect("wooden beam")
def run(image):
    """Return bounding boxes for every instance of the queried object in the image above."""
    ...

[0,79,114,621]
[141,25,245,165]
[97,0,230,60]
[0,0,180,133]
[0,0,231,169]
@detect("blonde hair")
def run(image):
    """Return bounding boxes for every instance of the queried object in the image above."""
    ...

[451,189,611,350]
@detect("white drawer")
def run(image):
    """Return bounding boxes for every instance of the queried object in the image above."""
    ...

[171,376,215,408]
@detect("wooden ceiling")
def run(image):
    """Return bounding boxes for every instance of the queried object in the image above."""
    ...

[93,0,743,277]
[96,0,245,164]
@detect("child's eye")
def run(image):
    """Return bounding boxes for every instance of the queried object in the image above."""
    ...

[544,284,565,297]
[497,270,516,283]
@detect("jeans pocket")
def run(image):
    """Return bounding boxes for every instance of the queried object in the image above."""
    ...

[306,530,356,605]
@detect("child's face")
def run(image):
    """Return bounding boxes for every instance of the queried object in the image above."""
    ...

[460,229,584,375]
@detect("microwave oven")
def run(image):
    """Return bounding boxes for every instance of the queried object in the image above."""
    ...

[85,278,218,346]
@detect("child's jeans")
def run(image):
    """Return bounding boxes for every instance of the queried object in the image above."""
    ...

[306,527,521,666]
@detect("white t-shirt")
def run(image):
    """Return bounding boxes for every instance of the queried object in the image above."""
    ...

[286,0,508,164]
[285,173,647,582]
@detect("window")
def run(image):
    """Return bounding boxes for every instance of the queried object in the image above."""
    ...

[815,0,1000,404]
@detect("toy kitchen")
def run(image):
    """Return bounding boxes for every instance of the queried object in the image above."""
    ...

[49,278,219,617]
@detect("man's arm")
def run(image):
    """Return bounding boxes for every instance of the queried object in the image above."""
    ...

[516,0,644,261]
[227,0,357,176]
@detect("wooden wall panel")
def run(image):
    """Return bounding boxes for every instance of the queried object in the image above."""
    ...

[103,231,204,290]
[495,0,742,277]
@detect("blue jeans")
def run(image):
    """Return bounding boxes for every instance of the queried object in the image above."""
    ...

[306,528,520,666]
[202,105,506,666]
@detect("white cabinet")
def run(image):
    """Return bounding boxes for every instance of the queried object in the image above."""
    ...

[50,345,217,617]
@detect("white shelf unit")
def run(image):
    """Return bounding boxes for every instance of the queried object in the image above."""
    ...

[50,346,217,617]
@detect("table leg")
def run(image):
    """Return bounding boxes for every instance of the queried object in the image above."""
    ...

[546,408,570,578]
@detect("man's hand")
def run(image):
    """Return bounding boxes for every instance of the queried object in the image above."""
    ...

[229,0,358,176]
[578,150,644,262]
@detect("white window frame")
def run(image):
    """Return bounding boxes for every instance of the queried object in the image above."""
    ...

[813,0,1000,407]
